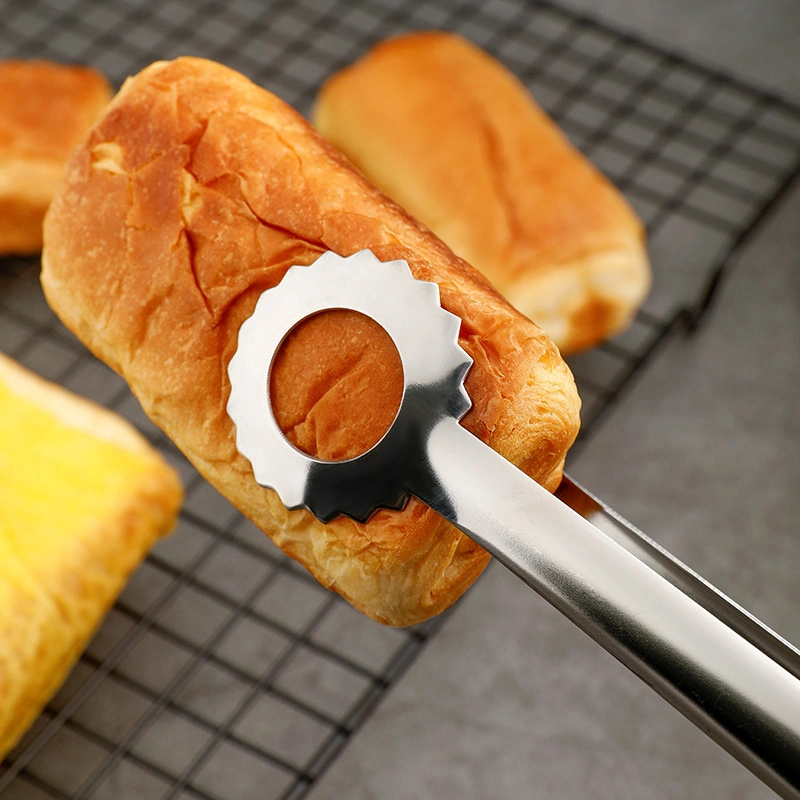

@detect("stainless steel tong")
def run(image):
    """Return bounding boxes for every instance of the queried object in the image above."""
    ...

[227,250,800,798]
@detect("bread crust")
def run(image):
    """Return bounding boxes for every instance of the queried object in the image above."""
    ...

[314,32,651,354]
[42,57,580,626]
[0,353,182,758]
[0,60,111,255]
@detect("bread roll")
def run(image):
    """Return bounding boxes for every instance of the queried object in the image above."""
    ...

[314,32,651,353]
[0,60,112,255]
[0,353,182,758]
[41,57,580,627]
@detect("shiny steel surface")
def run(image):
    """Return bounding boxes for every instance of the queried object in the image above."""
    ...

[227,250,472,522]
[228,250,800,797]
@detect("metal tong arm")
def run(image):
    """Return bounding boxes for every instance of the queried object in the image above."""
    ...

[417,417,800,799]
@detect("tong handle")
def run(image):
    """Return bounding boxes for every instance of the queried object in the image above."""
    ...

[414,417,800,798]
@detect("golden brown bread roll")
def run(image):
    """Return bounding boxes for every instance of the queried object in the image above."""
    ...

[41,57,580,626]
[0,353,182,758]
[0,60,112,255]
[314,31,651,354]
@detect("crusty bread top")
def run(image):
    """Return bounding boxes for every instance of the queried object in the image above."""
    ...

[0,60,111,194]
[0,61,111,163]
[314,32,651,353]
[0,60,112,254]
[41,57,580,625]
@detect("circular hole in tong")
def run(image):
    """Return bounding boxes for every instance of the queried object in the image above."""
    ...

[269,309,404,461]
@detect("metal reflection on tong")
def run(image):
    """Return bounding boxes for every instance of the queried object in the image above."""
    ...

[228,249,800,799]
[226,249,472,522]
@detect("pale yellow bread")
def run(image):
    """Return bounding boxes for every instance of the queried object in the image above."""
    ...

[0,353,182,759]
[314,31,651,353]
[41,57,580,627]
[0,60,112,255]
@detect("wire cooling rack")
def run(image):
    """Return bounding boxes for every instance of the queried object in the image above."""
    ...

[2,1,800,798]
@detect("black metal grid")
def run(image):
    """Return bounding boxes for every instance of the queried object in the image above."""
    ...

[1,0,800,797]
